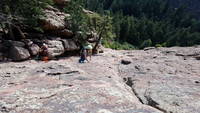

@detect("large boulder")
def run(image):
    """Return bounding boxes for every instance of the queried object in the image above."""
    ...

[22,39,40,56]
[8,46,30,61]
[22,39,33,46]
[57,29,73,38]
[60,39,79,51]
[28,44,40,56]
[40,6,70,31]
[50,29,73,38]
[3,40,25,47]
[46,40,65,57]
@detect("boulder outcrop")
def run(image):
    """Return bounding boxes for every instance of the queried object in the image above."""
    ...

[40,6,70,31]
[4,40,25,47]
[0,38,81,61]
[51,29,74,38]
[46,40,65,57]
[60,39,79,51]
[28,44,40,56]
[8,46,30,61]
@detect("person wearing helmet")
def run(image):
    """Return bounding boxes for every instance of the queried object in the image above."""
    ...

[40,43,49,62]
[84,44,93,61]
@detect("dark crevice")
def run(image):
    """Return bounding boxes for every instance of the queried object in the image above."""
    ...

[131,86,144,104]
[144,95,168,113]
[47,71,80,76]
[123,77,167,113]
[123,77,144,104]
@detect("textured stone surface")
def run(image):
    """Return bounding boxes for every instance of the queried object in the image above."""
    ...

[119,47,200,113]
[41,6,70,31]
[61,39,79,51]
[28,44,40,56]
[0,47,200,113]
[0,49,162,113]
[8,46,30,61]
[59,29,73,38]
[46,40,65,57]
[51,29,73,38]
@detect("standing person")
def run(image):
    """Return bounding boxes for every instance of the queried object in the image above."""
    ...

[84,44,93,61]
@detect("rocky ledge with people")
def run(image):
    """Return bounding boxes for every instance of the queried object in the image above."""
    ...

[0,46,200,113]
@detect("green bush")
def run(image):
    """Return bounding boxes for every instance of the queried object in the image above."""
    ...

[155,44,162,48]
[140,39,152,49]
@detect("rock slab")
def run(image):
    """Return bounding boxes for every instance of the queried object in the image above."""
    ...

[8,46,30,61]
[119,47,200,113]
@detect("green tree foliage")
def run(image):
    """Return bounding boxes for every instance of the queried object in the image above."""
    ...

[84,0,200,49]
[65,0,114,51]
[0,0,53,40]
[0,0,53,27]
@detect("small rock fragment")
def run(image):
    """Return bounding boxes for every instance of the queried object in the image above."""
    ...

[121,60,131,65]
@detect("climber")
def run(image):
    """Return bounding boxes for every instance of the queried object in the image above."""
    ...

[79,48,89,63]
[39,43,49,62]
[79,43,93,63]
[84,43,93,60]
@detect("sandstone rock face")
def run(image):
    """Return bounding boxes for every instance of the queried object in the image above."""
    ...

[61,39,79,51]
[41,6,70,31]
[0,49,162,113]
[119,46,200,113]
[0,47,199,113]
[28,44,40,56]
[46,40,65,57]
[59,29,73,38]
[8,46,30,61]
[51,29,73,38]
[22,39,33,46]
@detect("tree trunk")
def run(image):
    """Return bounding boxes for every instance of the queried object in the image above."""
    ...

[13,24,26,39]
[8,23,15,40]
[93,32,102,54]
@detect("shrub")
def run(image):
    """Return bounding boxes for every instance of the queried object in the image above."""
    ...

[140,39,152,49]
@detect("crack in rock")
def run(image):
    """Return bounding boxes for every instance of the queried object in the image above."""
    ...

[144,92,167,113]
[123,77,144,104]
[123,77,168,113]
[47,71,80,76]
